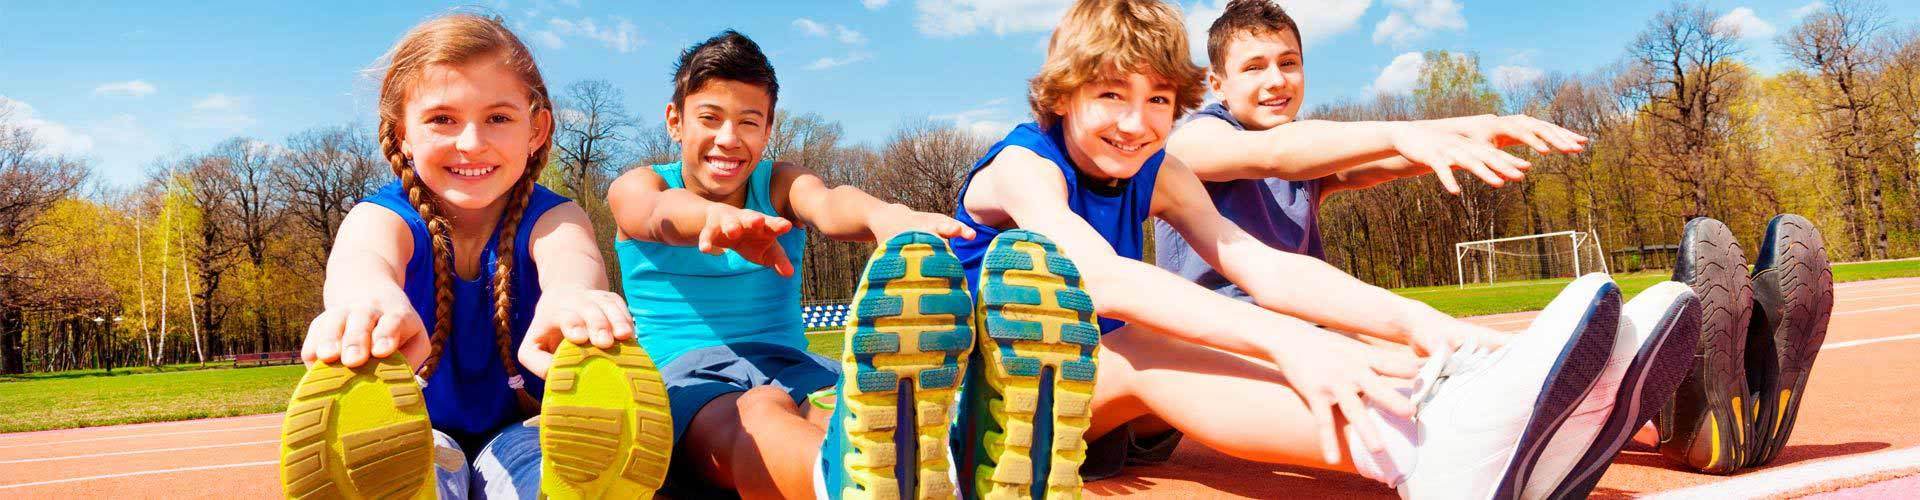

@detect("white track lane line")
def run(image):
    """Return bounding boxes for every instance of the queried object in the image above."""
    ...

[0,460,278,491]
[0,424,281,451]
[0,439,277,464]
[0,414,278,444]
[1642,445,1920,499]
[1823,333,1920,351]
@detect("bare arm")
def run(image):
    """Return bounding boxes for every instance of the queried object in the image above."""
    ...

[518,202,634,378]
[771,162,973,242]
[1166,117,1401,182]
[306,204,429,370]
[1156,157,1437,343]
[607,167,745,246]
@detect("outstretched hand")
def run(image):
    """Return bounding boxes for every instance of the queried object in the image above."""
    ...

[699,204,796,277]
[301,288,432,372]
[517,288,636,379]
[1388,123,1532,194]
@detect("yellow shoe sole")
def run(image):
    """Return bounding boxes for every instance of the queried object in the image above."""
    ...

[538,340,673,499]
[279,355,435,500]
[971,229,1099,500]
[836,231,975,499]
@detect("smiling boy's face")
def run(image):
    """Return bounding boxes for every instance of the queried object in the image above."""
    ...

[667,78,773,204]
[1053,71,1179,182]
[1210,31,1305,131]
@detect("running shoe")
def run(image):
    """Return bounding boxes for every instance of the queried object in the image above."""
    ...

[1395,273,1617,500]
[1658,217,1755,474]
[1743,214,1834,467]
[279,355,436,499]
[1532,281,1702,499]
[539,339,673,499]
[818,231,975,499]
[955,229,1100,499]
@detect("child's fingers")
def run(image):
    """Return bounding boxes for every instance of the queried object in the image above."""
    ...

[367,312,406,358]
[1310,397,1341,464]
[764,215,793,233]
[398,330,431,373]
[589,293,635,341]
[517,337,554,380]
[1370,351,1421,379]
[577,304,616,349]
[1363,376,1417,417]
[1340,392,1385,454]
[1426,163,1464,194]
[339,309,376,368]
[1450,150,1506,188]
[557,310,590,345]
[304,311,344,365]
[1477,147,1529,181]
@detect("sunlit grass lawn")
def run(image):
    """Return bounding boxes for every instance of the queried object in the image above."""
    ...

[3,259,1911,434]
[0,363,304,433]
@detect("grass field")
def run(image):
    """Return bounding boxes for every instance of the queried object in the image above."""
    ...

[2,259,1913,434]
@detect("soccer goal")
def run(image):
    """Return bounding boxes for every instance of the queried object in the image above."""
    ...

[1454,230,1609,288]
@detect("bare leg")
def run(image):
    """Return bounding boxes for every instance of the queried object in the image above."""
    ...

[1088,325,1367,475]
[682,386,830,499]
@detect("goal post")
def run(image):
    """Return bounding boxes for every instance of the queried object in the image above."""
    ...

[1454,230,1610,288]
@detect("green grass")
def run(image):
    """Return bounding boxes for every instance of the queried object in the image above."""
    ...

[4,259,1913,435]
[0,364,304,433]
[0,362,234,383]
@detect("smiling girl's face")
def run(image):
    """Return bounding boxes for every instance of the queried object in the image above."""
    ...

[400,56,550,212]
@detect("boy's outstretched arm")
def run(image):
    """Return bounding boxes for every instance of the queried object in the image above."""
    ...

[770,162,975,242]
[974,148,1419,459]
[1321,114,1590,197]
[1166,117,1402,182]
[606,167,796,276]
[1154,156,1503,355]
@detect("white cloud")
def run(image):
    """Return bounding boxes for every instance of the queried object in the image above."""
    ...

[547,17,642,53]
[1790,1,1825,20]
[794,18,830,37]
[1182,0,1374,58]
[1372,0,1466,47]
[795,18,868,44]
[0,96,95,156]
[933,100,1019,139]
[186,93,257,131]
[93,80,157,98]
[914,0,1072,38]
[1492,65,1544,88]
[1713,7,1776,41]
[863,0,891,8]
[1368,52,1427,95]
[533,30,566,50]
[806,52,872,70]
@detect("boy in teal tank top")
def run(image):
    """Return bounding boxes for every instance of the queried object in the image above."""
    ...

[606,31,979,499]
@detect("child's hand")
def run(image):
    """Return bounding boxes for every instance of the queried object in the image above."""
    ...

[1436,114,1589,155]
[302,289,430,371]
[868,204,977,243]
[700,204,796,277]
[1270,330,1421,464]
[517,288,636,379]
[1402,312,1513,358]
[1388,122,1531,194]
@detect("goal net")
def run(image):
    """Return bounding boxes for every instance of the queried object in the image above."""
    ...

[1454,230,1609,287]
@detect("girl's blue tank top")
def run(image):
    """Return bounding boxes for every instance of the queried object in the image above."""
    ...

[361,180,569,452]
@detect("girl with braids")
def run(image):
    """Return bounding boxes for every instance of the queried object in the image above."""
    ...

[282,13,667,499]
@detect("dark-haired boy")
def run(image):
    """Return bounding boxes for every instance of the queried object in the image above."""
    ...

[606,30,978,499]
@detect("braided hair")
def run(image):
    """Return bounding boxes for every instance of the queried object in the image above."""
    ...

[374,13,552,415]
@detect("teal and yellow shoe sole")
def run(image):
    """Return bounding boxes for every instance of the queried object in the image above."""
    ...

[836,231,975,499]
[539,340,673,499]
[279,355,435,500]
[971,229,1099,499]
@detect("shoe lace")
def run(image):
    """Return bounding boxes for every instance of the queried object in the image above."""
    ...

[1409,340,1496,412]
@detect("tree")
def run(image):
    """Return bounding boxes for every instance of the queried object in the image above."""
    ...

[1623,3,1749,220]
[1781,0,1895,259]
[0,104,89,374]
[553,80,634,206]
[276,125,382,262]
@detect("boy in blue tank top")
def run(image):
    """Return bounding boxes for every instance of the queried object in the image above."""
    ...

[950,1,1636,498]
[605,31,979,499]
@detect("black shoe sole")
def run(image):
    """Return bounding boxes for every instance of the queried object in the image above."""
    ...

[1659,217,1754,474]
[1745,214,1834,467]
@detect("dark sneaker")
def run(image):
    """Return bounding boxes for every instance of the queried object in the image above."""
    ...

[1658,217,1755,474]
[1743,214,1834,467]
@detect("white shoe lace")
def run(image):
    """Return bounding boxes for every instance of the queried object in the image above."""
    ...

[1409,340,1496,413]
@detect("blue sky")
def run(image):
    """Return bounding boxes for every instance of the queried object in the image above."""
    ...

[3,0,1910,188]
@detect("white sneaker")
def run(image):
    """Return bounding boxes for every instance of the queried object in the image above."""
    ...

[1395,273,1619,500]
[1522,281,1703,499]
